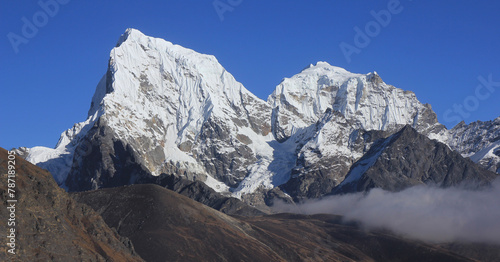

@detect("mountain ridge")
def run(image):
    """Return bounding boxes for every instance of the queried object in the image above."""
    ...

[334,125,497,194]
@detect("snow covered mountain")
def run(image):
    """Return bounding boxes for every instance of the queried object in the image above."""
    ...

[448,117,500,174]
[21,28,277,194]
[268,62,446,142]
[268,62,452,200]
[17,29,497,207]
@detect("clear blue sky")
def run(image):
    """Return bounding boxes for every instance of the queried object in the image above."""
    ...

[1,0,499,150]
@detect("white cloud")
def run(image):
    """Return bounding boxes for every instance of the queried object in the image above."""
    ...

[273,178,500,244]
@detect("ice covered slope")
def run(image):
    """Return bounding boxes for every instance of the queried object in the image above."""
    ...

[448,117,500,174]
[89,28,273,184]
[268,62,446,142]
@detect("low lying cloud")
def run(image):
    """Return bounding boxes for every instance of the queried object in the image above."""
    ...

[273,178,500,244]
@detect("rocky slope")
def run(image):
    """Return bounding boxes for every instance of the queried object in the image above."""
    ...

[334,125,498,194]
[73,183,476,262]
[17,28,498,208]
[73,184,283,262]
[136,173,265,216]
[0,147,143,262]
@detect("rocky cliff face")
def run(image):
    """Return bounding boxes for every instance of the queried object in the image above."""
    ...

[17,29,498,208]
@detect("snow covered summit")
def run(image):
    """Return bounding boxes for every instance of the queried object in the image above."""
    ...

[268,60,446,142]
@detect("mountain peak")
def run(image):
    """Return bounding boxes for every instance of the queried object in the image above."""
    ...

[116,28,146,47]
[64,29,276,193]
[299,61,354,76]
[306,61,332,69]
[268,58,443,142]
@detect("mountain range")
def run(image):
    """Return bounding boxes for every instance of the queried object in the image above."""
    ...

[15,28,499,210]
[6,28,500,261]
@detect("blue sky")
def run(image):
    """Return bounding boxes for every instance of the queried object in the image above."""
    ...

[1,0,499,150]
